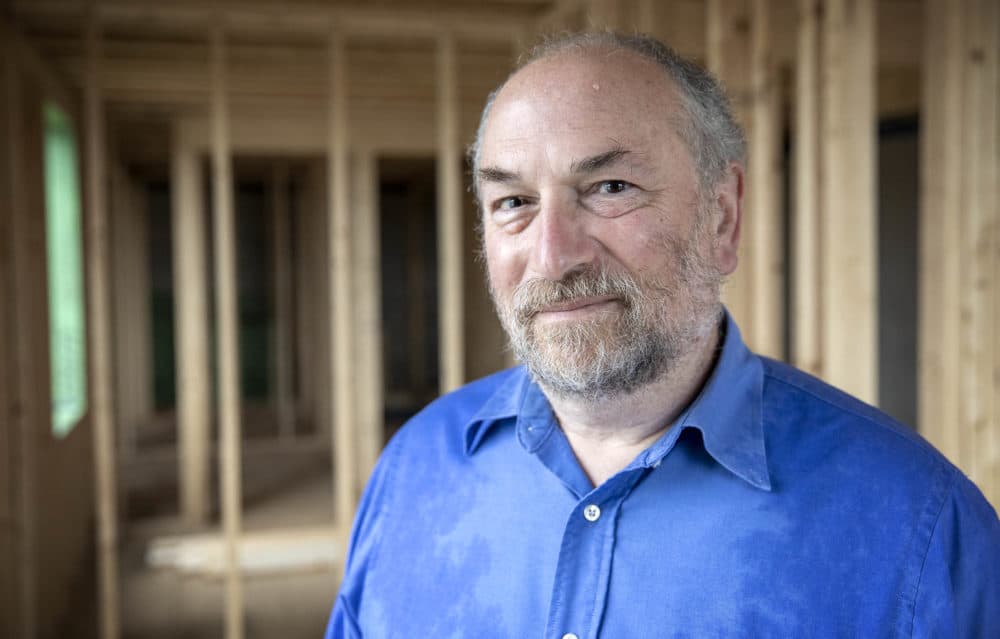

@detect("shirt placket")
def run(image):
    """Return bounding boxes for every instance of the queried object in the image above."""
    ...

[545,469,645,639]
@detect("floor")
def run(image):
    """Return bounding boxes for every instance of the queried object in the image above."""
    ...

[120,435,344,639]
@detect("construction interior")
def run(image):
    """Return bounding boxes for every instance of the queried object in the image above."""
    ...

[0,1,997,638]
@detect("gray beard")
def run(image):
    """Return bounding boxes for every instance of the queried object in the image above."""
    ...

[494,265,721,402]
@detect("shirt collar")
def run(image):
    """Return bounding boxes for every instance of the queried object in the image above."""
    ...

[463,310,771,491]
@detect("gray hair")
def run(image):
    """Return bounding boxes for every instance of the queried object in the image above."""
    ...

[468,31,746,199]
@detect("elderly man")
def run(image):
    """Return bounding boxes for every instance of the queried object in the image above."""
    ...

[326,33,999,638]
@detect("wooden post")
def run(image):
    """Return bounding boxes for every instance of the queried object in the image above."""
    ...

[270,162,294,440]
[327,29,357,528]
[706,0,756,346]
[958,0,997,501]
[84,14,121,639]
[920,0,999,506]
[4,44,38,639]
[171,126,211,527]
[210,24,245,639]
[820,0,877,404]
[748,0,784,359]
[636,0,656,33]
[352,150,384,485]
[436,33,465,393]
[792,0,823,377]
[587,0,624,30]
[988,0,1000,507]
[0,43,13,637]
[112,163,152,459]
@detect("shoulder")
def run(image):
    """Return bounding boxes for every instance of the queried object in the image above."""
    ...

[759,356,945,467]
[755,356,993,527]
[373,366,523,477]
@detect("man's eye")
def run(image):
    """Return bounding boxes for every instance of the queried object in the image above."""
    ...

[598,180,631,194]
[497,196,527,210]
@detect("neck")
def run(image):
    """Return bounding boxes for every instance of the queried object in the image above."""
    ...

[545,318,723,488]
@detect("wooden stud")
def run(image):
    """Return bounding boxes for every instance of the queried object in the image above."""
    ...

[706,0,756,345]
[111,162,152,459]
[270,162,295,440]
[957,0,998,502]
[820,0,877,404]
[637,0,657,34]
[3,43,38,639]
[920,0,963,464]
[436,33,465,393]
[990,0,1000,508]
[327,29,357,528]
[792,0,823,377]
[171,126,211,527]
[0,44,13,636]
[352,150,384,485]
[587,0,624,30]
[920,0,1000,508]
[748,0,785,359]
[209,24,245,639]
[84,14,121,639]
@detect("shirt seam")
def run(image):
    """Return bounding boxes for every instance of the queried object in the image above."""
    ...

[335,592,364,638]
[764,372,939,461]
[906,468,960,638]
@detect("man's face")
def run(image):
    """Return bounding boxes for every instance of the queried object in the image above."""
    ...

[476,50,740,400]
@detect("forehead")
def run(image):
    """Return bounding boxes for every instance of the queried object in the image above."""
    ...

[479,49,687,168]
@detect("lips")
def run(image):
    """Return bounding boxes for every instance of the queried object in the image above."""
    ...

[534,295,620,316]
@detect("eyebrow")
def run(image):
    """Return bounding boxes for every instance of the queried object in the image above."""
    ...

[476,166,519,185]
[570,147,632,174]
[475,145,636,186]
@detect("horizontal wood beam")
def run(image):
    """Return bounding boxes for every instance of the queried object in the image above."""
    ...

[11,0,533,41]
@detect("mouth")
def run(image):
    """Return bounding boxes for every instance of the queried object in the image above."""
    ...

[532,295,621,320]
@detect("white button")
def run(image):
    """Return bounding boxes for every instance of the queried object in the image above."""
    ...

[562,634,579,639]
[583,504,601,522]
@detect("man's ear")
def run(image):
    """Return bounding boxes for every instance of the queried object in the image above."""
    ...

[710,161,744,276]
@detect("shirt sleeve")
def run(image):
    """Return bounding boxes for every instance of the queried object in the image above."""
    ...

[911,473,1000,638]
[324,431,404,639]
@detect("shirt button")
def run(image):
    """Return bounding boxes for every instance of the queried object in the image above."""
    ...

[562,634,580,639]
[583,504,601,522]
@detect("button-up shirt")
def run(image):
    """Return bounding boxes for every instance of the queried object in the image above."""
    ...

[326,315,1000,638]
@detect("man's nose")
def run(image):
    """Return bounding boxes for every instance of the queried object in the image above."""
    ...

[530,194,596,280]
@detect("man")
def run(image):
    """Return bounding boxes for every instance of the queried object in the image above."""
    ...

[327,32,999,638]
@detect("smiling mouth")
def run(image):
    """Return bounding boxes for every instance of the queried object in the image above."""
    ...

[534,296,621,318]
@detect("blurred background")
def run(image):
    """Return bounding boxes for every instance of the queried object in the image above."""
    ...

[0,0,996,638]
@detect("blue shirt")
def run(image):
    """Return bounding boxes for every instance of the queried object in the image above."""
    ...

[326,315,1000,638]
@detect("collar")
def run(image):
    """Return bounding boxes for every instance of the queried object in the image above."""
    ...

[463,310,771,491]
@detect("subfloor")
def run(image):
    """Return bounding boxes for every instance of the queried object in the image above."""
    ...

[120,431,344,639]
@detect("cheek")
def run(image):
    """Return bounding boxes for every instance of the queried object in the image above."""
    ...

[596,219,671,278]
[483,232,524,295]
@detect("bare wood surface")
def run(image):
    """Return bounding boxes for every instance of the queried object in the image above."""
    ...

[792,0,823,377]
[748,0,785,359]
[210,24,245,639]
[3,42,38,639]
[436,33,465,393]
[352,150,384,486]
[171,129,211,527]
[84,14,121,639]
[327,29,358,528]
[820,0,877,404]
[706,0,756,346]
[920,0,963,464]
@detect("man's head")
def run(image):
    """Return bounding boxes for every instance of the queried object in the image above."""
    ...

[472,32,746,401]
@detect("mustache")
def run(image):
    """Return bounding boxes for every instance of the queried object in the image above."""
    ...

[512,268,642,320]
